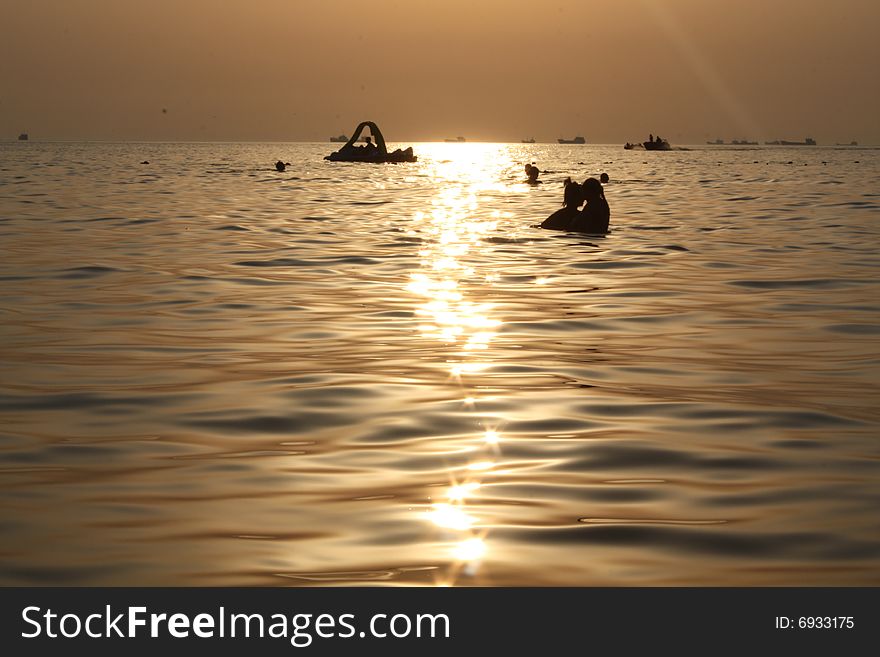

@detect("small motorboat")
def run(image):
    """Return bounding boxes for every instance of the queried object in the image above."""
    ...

[325,121,417,163]
[643,138,671,151]
[18,133,28,141]
[521,137,536,144]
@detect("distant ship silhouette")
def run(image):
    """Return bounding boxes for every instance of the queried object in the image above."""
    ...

[764,137,817,146]
[18,133,28,141]
[709,139,758,145]
[557,136,586,144]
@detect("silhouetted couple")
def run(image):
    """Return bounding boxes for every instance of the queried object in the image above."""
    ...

[525,163,541,185]
[540,177,610,233]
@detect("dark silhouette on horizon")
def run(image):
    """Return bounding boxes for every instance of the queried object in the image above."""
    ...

[644,134,671,150]
[764,137,817,146]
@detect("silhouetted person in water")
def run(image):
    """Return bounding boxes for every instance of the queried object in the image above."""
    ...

[540,178,583,230]
[600,172,609,184]
[569,177,610,233]
[525,163,541,185]
[275,160,286,172]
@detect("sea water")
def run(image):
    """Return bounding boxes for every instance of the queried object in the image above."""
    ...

[1,141,878,585]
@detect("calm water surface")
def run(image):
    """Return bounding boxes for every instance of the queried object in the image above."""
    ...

[1,141,878,585]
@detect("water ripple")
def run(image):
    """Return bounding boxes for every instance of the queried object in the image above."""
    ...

[0,141,878,585]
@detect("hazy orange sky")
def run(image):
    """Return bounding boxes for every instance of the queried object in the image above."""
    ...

[2,0,878,143]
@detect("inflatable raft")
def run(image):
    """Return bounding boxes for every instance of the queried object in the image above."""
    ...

[325,121,417,163]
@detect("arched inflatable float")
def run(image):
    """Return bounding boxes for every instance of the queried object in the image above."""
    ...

[325,121,417,163]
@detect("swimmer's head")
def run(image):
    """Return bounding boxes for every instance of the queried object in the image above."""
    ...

[563,179,583,207]
[600,172,609,184]
[581,177,603,199]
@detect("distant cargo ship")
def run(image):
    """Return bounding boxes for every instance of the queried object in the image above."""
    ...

[707,139,758,145]
[557,136,586,144]
[836,141,858,146]
[764,137,817,146]
[444,136,466,142]
[521,137,536,143]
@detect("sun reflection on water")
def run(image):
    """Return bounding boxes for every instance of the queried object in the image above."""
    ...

[403,144,518,584]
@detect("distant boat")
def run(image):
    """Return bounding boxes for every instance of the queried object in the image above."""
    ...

[836,141,858,146]
[521,137,536,144]
[329,134,348,142]
[764,137,817,146]
[643,138,671,151]
[731,139,758,145]
[18,133,28,141]
[707,139,725,145]
[558,136,586,144]
[444,136,466,142]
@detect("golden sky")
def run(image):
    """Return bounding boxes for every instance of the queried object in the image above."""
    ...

[2,0,878,143]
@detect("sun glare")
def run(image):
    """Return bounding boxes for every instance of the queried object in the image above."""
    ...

[401,143,523,584]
